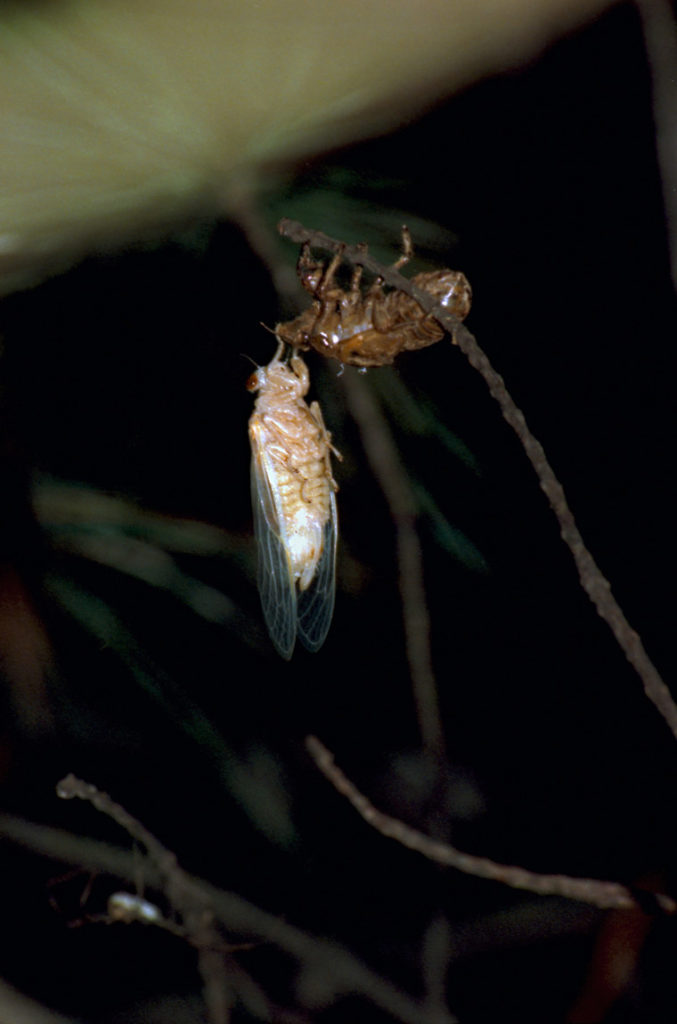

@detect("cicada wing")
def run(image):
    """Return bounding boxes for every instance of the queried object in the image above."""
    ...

[296,490,337,653]
[250,442,297,660]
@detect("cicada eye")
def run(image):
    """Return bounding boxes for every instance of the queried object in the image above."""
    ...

[246,371,260,392]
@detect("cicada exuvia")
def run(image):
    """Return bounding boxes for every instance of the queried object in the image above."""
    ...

[247,341,339,659]
[276,227,472,367]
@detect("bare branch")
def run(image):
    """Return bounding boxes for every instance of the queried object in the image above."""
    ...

[340,370,445,765]
[57,774,234,1024]
[306,734,677,915]
[636,0,677,296]
[56,774,177,875]
[278,219,677,743]
[36,783,457,1024]
[278,220,467,317]
[421,915,453,1018]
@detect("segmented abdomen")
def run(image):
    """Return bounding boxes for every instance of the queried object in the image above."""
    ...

[272,453,332,590]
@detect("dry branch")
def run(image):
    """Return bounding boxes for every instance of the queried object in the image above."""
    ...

[340,370,445,765]
[636,0,677,296]
[306,735,677,914]
[278,218,677,744]
[42,781,458,1024]
[56,774,231,1024]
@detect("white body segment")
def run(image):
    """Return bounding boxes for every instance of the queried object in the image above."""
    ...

[107,892,162,925]
[247,343,338,659]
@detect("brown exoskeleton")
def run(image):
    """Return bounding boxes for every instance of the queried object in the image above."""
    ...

[276,228,472,367]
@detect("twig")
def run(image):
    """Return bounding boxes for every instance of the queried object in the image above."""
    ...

[57,774,231,1024]
[43,784,457,1024]
[278,219,677,744]
[421,915,453,1018]
[636,0,677,297]
[340,371,445,765]
[0,809,601,953]
[306,734,677,914]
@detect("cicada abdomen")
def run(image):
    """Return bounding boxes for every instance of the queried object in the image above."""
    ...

[276,227,472,367]
[247,342,339,659]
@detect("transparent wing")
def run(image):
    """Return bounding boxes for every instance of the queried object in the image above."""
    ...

[250,441,297,660]
[296,490,337,653]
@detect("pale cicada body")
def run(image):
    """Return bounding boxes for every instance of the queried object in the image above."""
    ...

[107,892,163,925]
[247,342,339,659]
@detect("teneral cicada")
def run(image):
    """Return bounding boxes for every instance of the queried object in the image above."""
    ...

[276,228,472,367]
[247,342,339,659]
[107,892,163,925]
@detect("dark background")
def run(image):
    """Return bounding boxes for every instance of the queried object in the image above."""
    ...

[1,3,676,1020]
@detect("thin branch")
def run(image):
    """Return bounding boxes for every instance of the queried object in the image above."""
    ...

[56,774,231,1024]
[306,734,677,914]
[0,809,601,954]
[421,915,453,1019]
[56,774,177,874]
[38,784,457,1024]
[278,218,677,744]
[340,370,445,765]
[636,0,677,297]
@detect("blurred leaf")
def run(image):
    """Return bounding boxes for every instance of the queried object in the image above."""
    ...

[43,571,297,847]
[413,481,488,574]
[262,166,463,273]
[369,369,480,473]
[33,477,251,623]
[33,477,242,557]
[0,0,613,294]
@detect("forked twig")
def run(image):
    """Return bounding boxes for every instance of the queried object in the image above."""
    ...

[278,218,677,743]
[57,774,232,1024]
[306,735,677,914]
[51,780,457,1024]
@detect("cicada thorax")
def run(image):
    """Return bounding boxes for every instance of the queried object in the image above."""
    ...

[248,343,339,658]
[275,232,472,367]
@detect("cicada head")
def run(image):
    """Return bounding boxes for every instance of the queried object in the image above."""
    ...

[245,343,290,396]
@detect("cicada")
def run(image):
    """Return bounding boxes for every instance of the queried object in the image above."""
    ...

[247,341,339,659]
[107,892,163,925]
[276,227,472,367]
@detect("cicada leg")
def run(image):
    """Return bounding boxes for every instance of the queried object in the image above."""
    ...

[289,352,310,393]
[309,400,341,490]
[297,243,326,296]
[391,225,413,271]
[315,245,345,299]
